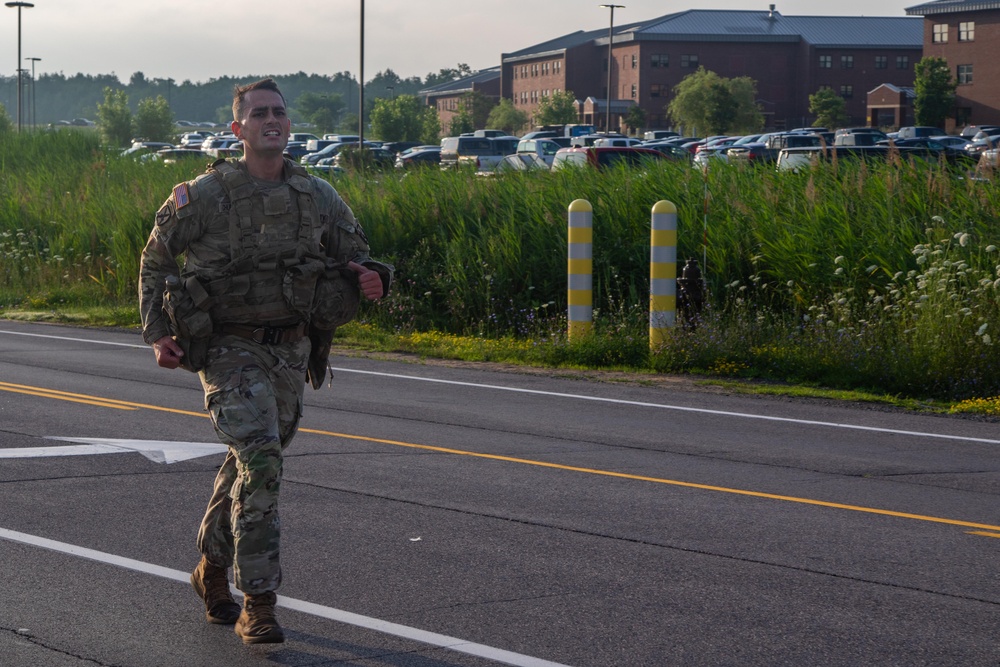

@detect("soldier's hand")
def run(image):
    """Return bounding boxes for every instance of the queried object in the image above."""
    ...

[349,261,384,300]
[153,335,185,369]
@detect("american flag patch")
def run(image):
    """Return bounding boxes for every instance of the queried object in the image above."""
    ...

[173,183,191,209]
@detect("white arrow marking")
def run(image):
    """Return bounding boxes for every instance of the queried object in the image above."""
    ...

[0,438,228,464]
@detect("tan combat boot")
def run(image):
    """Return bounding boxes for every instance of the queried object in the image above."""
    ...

[190,556,241,625]
[235,591,284,644]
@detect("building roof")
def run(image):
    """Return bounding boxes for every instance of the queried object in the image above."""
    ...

[419,66,501,97]
[906,0,1000,15]
[505,8,922,62]
[869,82,916,97]
[616,10,922,49]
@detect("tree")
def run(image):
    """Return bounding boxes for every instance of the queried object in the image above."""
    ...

[369,94,437,142]
[913,56,956,128]
[449,109,475,136]
[534,90,578,126]
[133,95,174,142]
[487,98,529,135]
[0,102,12,135]
[96,87,133,147]
[294,91,345,134]
[460,90,496,130]
[809,88,848,129]
[667,67,763,135]
[623,104,647,136]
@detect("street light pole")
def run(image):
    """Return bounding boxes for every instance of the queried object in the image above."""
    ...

[358,0,364,151]
[5,1,35,133]
[26,55,39,128]
[599,4,624,135]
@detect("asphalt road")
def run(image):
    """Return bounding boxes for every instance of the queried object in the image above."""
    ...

[1,320,998,667]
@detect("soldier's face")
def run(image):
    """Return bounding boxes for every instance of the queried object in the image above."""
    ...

[232,89,290,156]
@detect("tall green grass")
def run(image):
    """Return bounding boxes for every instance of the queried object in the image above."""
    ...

[2,132,999,400]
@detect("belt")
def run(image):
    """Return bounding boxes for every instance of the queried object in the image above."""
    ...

[217,322,308,345]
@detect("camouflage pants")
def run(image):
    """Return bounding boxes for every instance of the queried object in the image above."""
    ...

[195,334,310,595]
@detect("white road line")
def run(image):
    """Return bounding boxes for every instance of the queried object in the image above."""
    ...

[2,328,994,447]
[0,527,572,667]
[0,329,147,349]
[329,367,1000,446]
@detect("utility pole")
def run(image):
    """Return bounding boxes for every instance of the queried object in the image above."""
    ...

[5,1,34,132]
[26,56,39,128]
[599,4,624,134]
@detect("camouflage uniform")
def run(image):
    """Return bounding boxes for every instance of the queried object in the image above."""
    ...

[139,158,390,595]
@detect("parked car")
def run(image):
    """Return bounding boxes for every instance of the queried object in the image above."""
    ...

[931,135,971,150]
[895,126,946,140]
[200,136,240,151]
[301,141,377,165]
[330,146,396,171]
[487,153,551,174]
[178,132,211,148]
[978,147,1000,170]
[728,132,823,164]
[592,136,645,148]
[642,143,693,162]
[834,128,888,146]
[551,146,666,170]
[515,138,563,167]
[283,141,311,160]
[643,130,680,141]
[395,146,441,169]
[878,137,977,164]
[441,135,519,171]
[121,141,174,157]
[144,148,213,164]
[570,133,628,148]
[963,133,1000,159]
[959,124,1000,140]
[381,141,425,156]
[289,132,320,143]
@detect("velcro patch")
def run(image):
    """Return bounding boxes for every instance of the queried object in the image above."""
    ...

[173,183,191,209]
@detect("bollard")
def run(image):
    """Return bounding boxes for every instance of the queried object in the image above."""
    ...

[567,199,593,340]
[649,200,677,349]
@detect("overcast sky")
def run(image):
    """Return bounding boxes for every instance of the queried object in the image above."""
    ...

[7,0,917,84]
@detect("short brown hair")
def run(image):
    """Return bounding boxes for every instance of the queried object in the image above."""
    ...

[232,78,285,121]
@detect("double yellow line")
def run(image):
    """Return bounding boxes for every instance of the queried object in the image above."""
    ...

[5,380,1000,535]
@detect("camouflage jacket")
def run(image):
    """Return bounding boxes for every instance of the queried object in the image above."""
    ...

[139,158,391,345]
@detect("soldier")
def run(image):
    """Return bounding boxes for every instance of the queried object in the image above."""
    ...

[138,78,391,644]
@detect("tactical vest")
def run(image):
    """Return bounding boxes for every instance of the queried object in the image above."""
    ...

[188,159,327,325]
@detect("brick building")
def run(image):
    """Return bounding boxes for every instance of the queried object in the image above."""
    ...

[420,67,502,134]
[498,8,923,132]
[906,0,1000,127]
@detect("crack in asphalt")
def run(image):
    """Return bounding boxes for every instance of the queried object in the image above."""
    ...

[0,624,121,666]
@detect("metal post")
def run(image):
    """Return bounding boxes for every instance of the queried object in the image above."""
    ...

[358,0,364,151]
[26,56,39,128]
[599,4,624,134]
[5,2,34,133]
[649,200,677,348]
[567,199,593,340]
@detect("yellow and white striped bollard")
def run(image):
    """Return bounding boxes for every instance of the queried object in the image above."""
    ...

[567,199,593,340]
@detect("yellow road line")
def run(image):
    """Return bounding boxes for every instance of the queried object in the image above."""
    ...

[0,381,205,417]
[6,381,999,533]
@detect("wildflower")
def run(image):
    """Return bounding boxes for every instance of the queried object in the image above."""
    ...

[834,256,845,265]
[835,267,844,275]
[978,323,989,336]
[866,265,878,274]
[987,245,997,253]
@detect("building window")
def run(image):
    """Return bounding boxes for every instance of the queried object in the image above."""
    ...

[958,64,973,84]
[841,55,854,69]
[875,56,887,69]
[819,55,832,68]
[631,54,638,69]
[933,23,948,43]
[651,54,669,68]
[554,61,562,73]
[542,62,549,75]
[681,54,698,68]
[840,85,853,99]
[631,84,637,99]
[896,56,909,69]
[959,21,974,41]
[650,84,668,98]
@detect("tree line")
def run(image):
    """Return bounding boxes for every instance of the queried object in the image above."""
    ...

[0,65,473,128]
